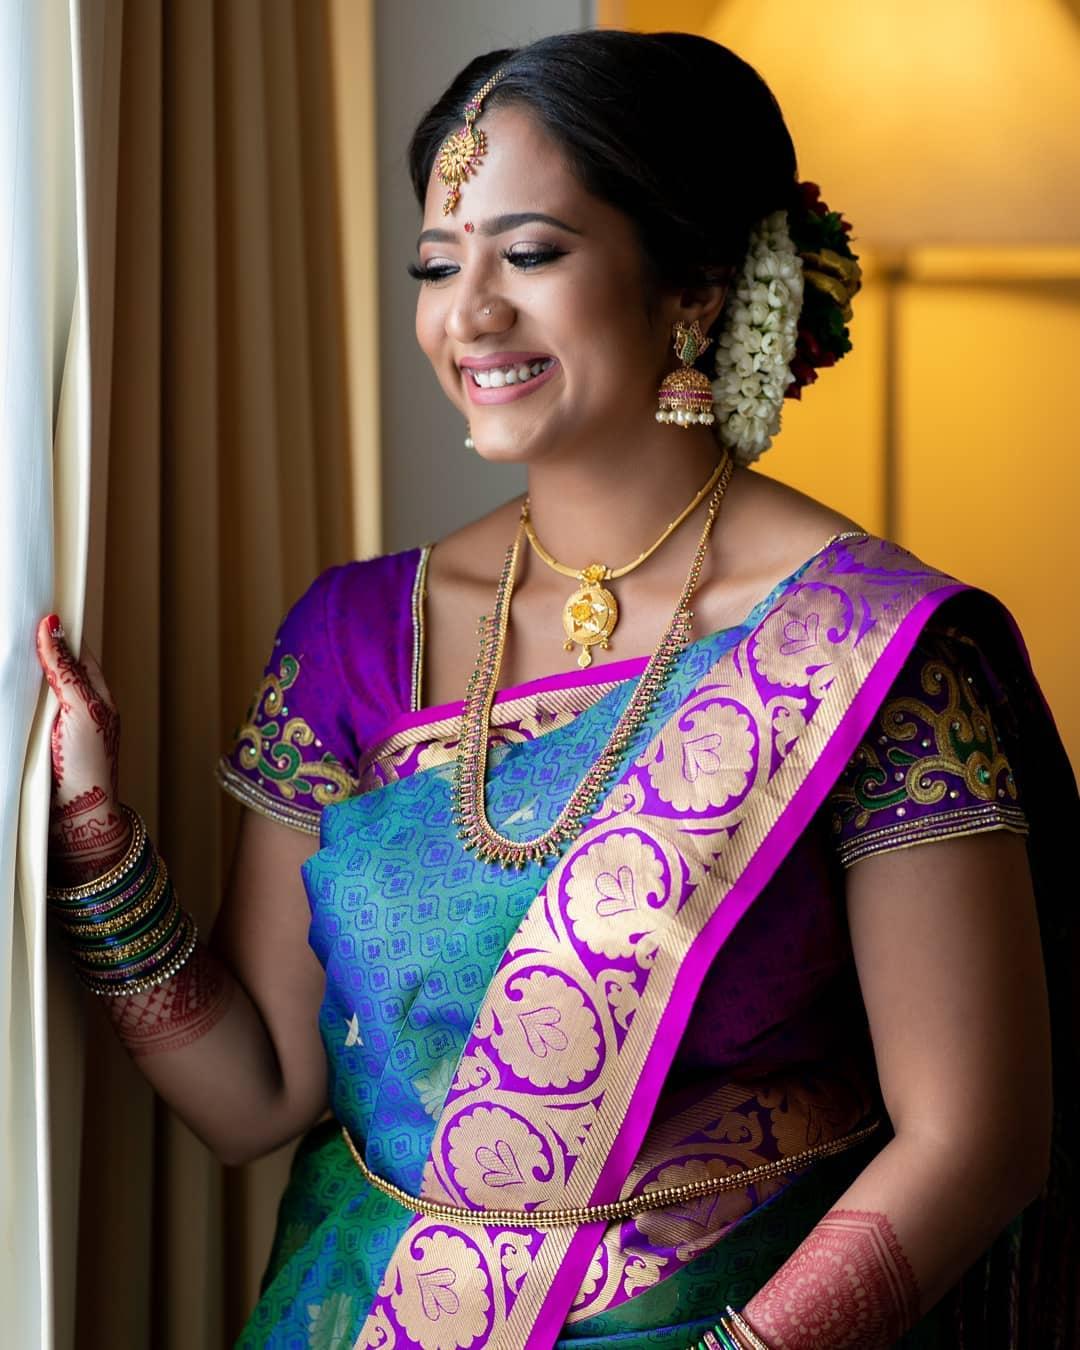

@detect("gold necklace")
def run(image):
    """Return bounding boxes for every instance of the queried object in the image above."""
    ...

[522,459,728,668]
[453,451,734,868]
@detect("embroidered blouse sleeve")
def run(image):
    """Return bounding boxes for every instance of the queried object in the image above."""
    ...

[829,627,1028,868]
[217,569,359,835]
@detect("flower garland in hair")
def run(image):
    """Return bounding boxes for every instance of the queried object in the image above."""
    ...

[711,183,861,464]
[711,211,803,463]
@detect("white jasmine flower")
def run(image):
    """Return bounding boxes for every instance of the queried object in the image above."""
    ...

[711,208,804,464]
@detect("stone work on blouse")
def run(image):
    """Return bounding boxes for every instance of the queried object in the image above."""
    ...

[830,630,1026,867]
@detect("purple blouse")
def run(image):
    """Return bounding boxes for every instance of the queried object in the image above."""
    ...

[218,549,1029,1078]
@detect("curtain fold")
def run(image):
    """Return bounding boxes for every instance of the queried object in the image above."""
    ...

[2,1,97,1345]
[81,2,358,1344]
[0,0,366,1345]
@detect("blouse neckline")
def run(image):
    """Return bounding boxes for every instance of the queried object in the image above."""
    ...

[404,528,867,722]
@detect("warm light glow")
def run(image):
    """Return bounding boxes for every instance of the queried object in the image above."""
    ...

[593,2,1080,774]
[603,0,1080,248]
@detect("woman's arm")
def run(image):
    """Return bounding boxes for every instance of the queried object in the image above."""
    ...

[100,809,328,1166]
[740,830,1051,1348]
[38,617,329,1166]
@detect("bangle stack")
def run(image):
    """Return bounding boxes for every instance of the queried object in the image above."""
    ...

[46,805,198,996]
[695,1307,773,1350]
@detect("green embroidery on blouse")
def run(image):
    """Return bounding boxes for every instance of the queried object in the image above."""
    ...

[833,636,1018,833]
[230,654,356,807]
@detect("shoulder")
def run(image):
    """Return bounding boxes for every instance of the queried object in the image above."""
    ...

[719,468,862,573]
[281,547,427,639]
[279,545,428,721]
[695,467,863,632]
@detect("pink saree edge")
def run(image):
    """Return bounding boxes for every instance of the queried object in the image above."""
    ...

[525,581,972,1350]
[373,654,652,744]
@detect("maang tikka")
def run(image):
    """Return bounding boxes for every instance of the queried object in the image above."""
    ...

[436,69,507,215]
[656,320,716,428]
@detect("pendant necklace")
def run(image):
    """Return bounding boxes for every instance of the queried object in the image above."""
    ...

[522,457,727,668]
[453,452,734,869]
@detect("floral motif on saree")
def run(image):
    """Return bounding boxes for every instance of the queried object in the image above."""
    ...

[341,539,974,1349]
[228,535,1064,1350]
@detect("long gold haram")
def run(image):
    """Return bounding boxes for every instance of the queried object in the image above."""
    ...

[523,458,727,668]
[452,452,735,869]
[340,1117,880,1230]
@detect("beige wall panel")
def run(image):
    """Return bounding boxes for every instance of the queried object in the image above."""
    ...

[896,281,1080,774]
[756,273,885,536]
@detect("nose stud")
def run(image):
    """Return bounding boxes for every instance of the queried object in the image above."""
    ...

[481,305,492,316]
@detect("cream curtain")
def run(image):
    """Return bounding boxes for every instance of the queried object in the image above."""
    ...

[82,1,363,1343]
[2,1,101,1345]
[3,1,376,1345]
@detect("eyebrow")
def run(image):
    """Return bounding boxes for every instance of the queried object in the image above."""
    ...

[416,212,582,248]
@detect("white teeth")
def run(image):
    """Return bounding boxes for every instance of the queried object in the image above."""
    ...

[468,358,553,389]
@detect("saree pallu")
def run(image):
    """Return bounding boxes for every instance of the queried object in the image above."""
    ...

[236,536,1078,1349]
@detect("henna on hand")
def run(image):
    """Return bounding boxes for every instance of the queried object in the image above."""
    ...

[743,1209,920,1350]
[105,945,235,1059]
[48,786,132,884]
[38,617,127,882]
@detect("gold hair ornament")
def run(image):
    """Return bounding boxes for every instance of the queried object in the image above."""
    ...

[436,69,507,215]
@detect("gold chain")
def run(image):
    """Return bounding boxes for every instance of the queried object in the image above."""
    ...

[340,1118,880,1229]
[452,452,734,867]
[522,457,727,581]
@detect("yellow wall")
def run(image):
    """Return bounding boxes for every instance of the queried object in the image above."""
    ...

[596,2,1080,775]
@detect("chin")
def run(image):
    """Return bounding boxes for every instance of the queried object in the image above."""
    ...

[469,420,560,466]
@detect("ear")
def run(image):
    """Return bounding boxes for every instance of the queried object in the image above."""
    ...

[663,270,733,340]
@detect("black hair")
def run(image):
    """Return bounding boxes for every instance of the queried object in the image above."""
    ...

[408,29,799,295]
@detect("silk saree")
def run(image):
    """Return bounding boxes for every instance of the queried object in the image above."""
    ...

[219,533,1077,1349]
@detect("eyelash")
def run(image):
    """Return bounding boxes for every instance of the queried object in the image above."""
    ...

[407,248,566,283]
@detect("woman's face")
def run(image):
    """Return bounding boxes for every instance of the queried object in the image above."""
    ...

[414,103,677,465]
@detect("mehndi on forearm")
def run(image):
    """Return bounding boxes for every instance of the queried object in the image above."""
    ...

[739,1207,919,1349]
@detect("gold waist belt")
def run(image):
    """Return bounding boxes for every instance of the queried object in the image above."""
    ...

[339,1117,880,1231]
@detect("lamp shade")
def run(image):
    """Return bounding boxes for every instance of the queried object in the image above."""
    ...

[703,0,1080,247]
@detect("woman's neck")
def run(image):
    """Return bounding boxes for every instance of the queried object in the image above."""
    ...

[521,427,724,573]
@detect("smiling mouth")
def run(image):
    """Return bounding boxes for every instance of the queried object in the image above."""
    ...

[465,358,555,389]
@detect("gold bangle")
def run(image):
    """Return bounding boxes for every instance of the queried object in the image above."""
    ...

[725,1308,773,1350]
[46,805,147,902]
[60,858,169,937]
[73,895,180,964]
[81,917,199,996]
[80,914,193,983]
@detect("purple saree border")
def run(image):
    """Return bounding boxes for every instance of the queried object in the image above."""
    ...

[526,581,971,1348]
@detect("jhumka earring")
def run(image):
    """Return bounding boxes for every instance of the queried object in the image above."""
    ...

[656,320,716,428]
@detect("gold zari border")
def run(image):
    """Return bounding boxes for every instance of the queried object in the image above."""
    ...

[216,758,322,836]
[838,802,1028,868]
[339,1118,881,1230]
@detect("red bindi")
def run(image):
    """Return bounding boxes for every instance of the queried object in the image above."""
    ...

[464,221,474,233]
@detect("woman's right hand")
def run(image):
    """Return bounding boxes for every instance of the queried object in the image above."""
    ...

[35,615,130,885]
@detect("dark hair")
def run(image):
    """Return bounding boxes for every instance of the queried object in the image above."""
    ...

[408,30,799,294]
